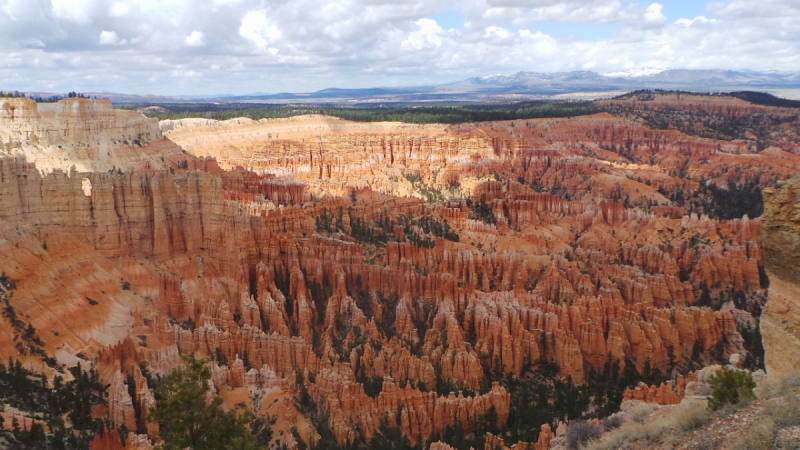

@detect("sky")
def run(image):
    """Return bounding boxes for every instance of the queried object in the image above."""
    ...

[0,0,798,95]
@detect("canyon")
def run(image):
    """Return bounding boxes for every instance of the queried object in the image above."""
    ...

[1,92,799,450]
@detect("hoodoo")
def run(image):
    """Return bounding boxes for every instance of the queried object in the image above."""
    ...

[1,92,799,450]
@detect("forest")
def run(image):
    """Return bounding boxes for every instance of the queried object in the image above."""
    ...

[0,360,106,450]
[119,100,599,124]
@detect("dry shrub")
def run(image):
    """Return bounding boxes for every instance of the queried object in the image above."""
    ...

[774,428,800,450]
[675,401,710,431]
[640,418,673,443]
[565,421,602,450]
[714,401,744,420]
[731,418,775,450]
[627,402,656,424]
[769,391,800,428]
[582,417,674,450]
[601,415,623,431]
[691,434,722,450]
[756,374,800,399]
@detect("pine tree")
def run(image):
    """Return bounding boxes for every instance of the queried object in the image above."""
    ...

[707,366,756,411]
[148,355,260,450]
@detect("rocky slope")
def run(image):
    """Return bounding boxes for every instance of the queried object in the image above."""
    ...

[1,94,799,450]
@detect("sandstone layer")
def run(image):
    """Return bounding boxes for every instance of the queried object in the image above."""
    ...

[0,97,184,173]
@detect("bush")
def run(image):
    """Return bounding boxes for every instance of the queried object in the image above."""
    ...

[601,415,623,431]
[692,434,722,450]
[767,391,800,428]
[582,418,674,450]
[565,421,602,450]
[731,418,774,450]
[775,428,800,450]
[674,401,709,431]
[707,366,757,411]
[756,373,800,400]
[627,402,656,424]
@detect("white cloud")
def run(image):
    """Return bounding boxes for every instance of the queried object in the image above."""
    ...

[484,0,670,28]
[676,16,717,26]
[604,67,665,77]
[109,2,130,17]
[51,0,93,25]
[0,0,796,95]
[239,10,281,50]
[644,3,667,26]
[98,30,126,46]
[171,69,202,78]
[483,26,512,41]
[184,30,205,47]
[402,19,442,50]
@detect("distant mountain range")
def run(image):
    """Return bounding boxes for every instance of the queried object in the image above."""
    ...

[31,69,800,104]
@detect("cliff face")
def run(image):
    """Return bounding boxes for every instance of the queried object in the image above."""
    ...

[0,156,261,269]
[3,96,798,449]
[0,97,184,173]
[761,177,800,377]
[762,178,800,283]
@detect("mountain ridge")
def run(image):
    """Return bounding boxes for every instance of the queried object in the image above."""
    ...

[9,69,800,104]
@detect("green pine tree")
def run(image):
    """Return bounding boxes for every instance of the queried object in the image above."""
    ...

[148,355,260,450]
[707,366,756,411]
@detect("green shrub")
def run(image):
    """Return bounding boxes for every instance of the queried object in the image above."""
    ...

[707,367,757,411]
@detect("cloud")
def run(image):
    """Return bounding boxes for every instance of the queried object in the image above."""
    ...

[483,26,512,41]
[239,10,281,51]
[643,3,667,27]
[171,69,202,78]
[109,2,130,17]
[184,30,205,47]
[98,30,126,46]
[402,19,443,50]
[0,0,796,95]
[481,0,668,28]
[675,16,717,26]
[51,0,93,25]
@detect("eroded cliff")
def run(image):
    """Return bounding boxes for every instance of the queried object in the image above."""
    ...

[0,97,184,173]
[760,177,800,377]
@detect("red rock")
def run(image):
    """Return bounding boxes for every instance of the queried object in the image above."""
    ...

[534,424,554,450]
[2,96,790,448]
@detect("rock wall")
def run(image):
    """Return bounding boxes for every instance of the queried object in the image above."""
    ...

[0,156,261,275]
[761,177,800,377]
[0,97,183,173]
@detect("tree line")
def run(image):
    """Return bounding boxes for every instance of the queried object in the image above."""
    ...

[122,100,598,124]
